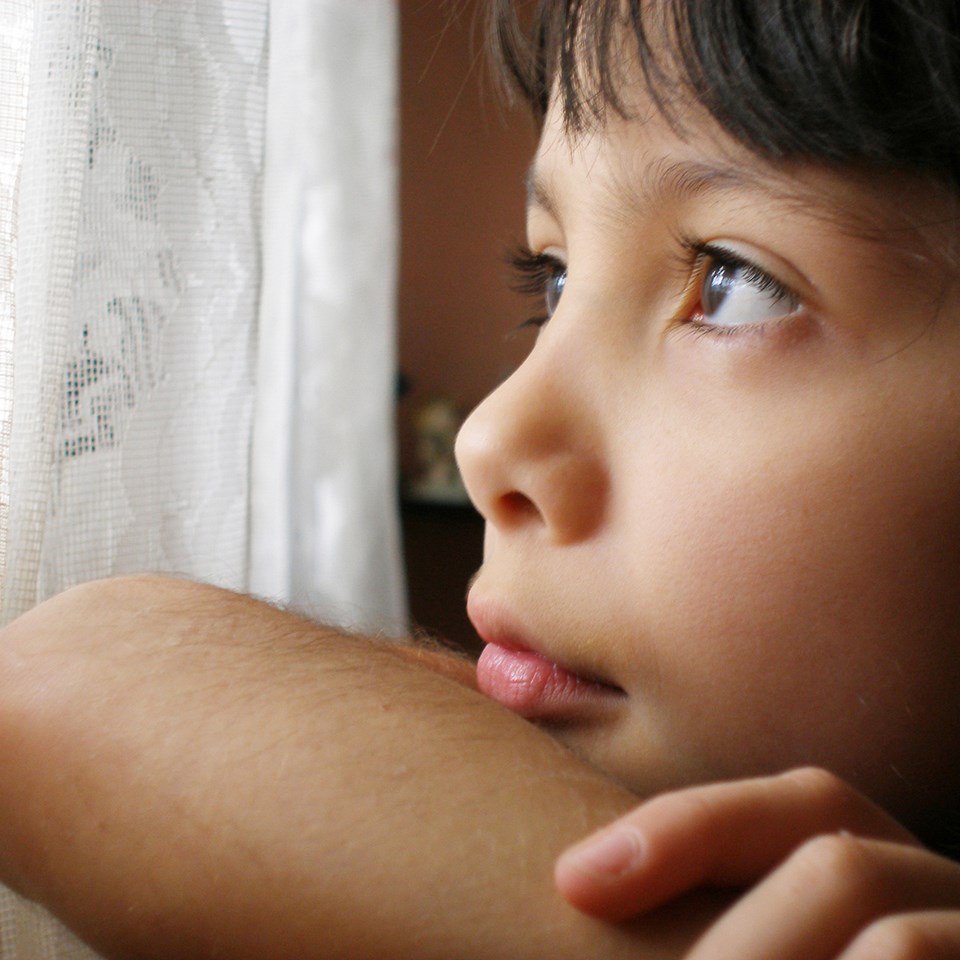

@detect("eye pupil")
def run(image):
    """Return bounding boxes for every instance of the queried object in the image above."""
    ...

[545,269,566,316]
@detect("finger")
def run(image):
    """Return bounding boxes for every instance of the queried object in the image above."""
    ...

[555,767,918,921]
[840,910,960,960]
[684,836,960,960]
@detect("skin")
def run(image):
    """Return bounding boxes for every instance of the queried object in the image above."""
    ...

[4,37,960,960]
[0,575,726,959]
[455,88,960,832]
[556,770,960,958]
[455,83,960,956]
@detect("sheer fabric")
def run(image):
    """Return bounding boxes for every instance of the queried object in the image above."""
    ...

[252,0,405,632]
[0,0,403,955]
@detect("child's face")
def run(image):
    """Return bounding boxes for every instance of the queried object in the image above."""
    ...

[455,86,960,830]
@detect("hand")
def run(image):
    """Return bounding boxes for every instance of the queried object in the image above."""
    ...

[555,767,960,959]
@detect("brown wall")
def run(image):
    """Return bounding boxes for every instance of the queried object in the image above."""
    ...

[398,0,537,479]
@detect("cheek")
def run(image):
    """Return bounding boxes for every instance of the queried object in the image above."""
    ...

[612,385,960,795]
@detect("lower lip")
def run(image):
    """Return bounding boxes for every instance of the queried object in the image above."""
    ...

[476,642,622,720]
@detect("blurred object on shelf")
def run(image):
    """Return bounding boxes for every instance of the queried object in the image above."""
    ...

[406,396,469,504]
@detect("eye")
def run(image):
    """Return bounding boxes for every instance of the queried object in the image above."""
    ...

[692,244,800,330]
[506,244,567,327]
[544,266,566,317]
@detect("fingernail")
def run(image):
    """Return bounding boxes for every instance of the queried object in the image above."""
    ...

[564,828,645,879]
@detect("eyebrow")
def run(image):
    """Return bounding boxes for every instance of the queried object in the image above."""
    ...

[525,155,899,242]
[527,157,760,218]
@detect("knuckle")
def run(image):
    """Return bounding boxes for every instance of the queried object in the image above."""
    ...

[645,783,721,831]
[790,833,879,892]
[778,766,914,843]
[781,764,846,796]
[782,765,855,806]
[850,916,942,960]
[672,788,723,827]
[780,765,867,822]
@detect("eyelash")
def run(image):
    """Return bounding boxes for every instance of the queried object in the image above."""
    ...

[506,238,800,338]
[505,243,566,330]
[675,235,799,337]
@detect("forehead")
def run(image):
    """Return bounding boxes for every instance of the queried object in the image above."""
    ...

[528,95,960,263]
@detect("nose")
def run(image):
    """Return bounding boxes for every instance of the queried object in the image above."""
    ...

[454,348,609,545]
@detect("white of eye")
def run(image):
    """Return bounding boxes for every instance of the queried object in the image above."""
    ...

[701,256,798,327]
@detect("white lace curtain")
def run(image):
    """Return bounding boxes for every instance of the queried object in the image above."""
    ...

[0,0,404,955]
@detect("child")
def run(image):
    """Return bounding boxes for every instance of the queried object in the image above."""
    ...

[468,0,960,953]
[1,0,960,957]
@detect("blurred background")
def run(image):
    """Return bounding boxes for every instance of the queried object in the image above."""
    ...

[0,2,540,953]
[0,0,535,659]
[397,0,536,653]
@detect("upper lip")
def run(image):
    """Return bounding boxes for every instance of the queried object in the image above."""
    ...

[466,589,623,692]
[466,591,536,653]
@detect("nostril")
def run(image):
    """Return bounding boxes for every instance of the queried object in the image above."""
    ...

[496,491,543,527]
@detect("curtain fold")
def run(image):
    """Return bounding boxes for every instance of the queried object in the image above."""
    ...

[0,0,403,955]
[251,0,405,633]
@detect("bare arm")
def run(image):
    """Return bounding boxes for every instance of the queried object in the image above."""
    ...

[0,575,722,960]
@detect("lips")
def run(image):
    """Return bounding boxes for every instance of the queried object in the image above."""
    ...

[468,595,624,721]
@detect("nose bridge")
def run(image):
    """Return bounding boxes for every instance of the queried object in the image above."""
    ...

[455,338,609,544]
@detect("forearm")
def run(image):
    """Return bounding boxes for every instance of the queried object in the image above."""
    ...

[0,576,719,960]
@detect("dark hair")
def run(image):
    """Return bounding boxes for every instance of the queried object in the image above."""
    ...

[490,0,960,190]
